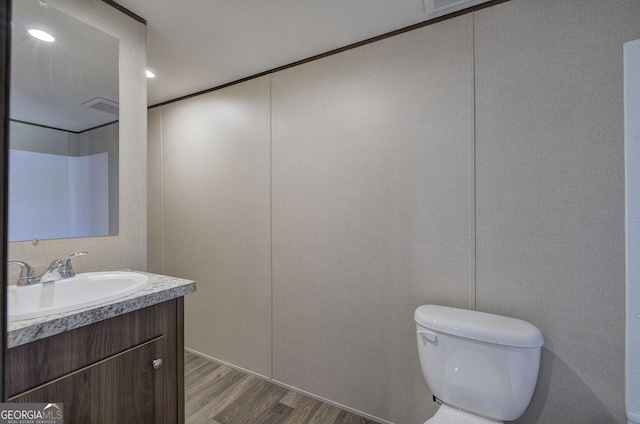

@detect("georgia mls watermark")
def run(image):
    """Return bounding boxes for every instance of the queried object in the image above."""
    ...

[0,403,63,424]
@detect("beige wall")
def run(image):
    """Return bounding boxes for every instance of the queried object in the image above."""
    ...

[148,77,273,376]
[270,15,473,423]
[474,1,639,422]
[8,0,147,275]
[148,0,640,423]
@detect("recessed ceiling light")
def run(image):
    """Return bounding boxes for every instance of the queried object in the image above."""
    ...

[28,29,55,42]
[146,70,156,78]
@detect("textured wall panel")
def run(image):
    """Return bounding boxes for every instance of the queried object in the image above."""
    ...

[271,16,473,424]
[475,0,640,422]
[148,108,163,274]
[159,77,272,377]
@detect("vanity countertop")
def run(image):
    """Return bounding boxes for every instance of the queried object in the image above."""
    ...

[7,270,196,348]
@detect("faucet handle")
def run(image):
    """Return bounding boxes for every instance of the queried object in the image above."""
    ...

[46,259,64,271]
[7,260,39,286]
[61,251,88,278]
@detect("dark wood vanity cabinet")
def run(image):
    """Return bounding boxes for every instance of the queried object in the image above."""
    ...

[6,298,185,424]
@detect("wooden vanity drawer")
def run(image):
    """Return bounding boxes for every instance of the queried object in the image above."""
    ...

[7,299,177,396]
[11,336,169,423]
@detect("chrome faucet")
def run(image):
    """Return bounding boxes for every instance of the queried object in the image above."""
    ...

[39,259,65,283]
[8,251,88,285]
[7,260,40,286]
[40,251,88,283]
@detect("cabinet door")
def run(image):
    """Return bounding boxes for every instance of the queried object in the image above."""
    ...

[11,337,169,423]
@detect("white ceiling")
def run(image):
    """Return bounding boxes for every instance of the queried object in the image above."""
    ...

[114,0,492,106]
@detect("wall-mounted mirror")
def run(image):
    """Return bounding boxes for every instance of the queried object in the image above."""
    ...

[8,0,118,242]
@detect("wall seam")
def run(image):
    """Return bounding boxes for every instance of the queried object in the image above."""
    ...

[269,74,274,380]
[159,107,165,274]
[469,12,477,311]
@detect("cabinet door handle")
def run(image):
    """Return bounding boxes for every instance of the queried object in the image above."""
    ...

[152,359,163,369]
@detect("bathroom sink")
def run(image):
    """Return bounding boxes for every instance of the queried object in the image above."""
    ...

[7,271,150,322]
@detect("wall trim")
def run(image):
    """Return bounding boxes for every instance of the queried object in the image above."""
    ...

[101,0,146,25]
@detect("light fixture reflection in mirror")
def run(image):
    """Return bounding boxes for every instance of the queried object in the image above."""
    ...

[27,28,55,42]
[8,0,119,242]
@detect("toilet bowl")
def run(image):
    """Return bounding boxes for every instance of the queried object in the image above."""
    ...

[415,305,544,424]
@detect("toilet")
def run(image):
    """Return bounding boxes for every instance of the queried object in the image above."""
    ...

[414,305,544,424]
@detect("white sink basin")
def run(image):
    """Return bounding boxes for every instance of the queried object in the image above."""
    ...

[7,271,150,322]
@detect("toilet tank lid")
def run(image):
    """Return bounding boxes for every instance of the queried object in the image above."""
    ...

[414,305,544,348]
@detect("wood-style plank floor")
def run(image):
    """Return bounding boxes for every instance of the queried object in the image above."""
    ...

[185,350,382,424]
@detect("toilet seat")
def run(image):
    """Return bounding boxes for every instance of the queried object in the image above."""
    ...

[425,404,502,424]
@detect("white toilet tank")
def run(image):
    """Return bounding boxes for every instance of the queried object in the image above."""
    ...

[415,305,544,422]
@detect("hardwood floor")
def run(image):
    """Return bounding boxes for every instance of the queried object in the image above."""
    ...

[185,350,381,424]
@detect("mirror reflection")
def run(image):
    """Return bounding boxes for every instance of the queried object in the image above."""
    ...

[8,0,119,242]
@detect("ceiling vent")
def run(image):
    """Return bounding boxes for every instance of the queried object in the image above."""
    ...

[82,97,119,116]
[424,0,492,18]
